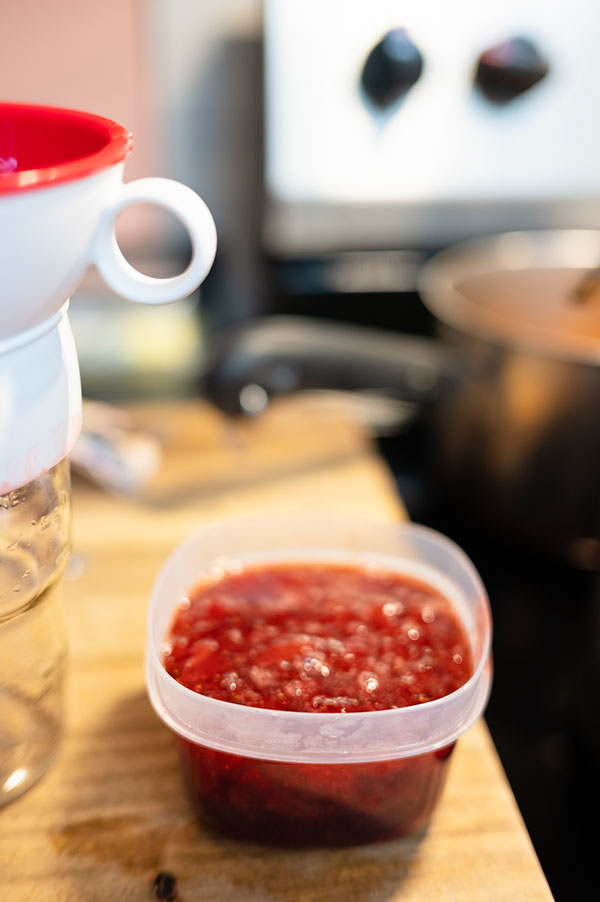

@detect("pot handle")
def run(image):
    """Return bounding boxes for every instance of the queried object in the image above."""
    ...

[202,316,459,416]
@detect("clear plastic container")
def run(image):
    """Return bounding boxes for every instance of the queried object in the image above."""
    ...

[0,459,70,805]
[146,516,492,846]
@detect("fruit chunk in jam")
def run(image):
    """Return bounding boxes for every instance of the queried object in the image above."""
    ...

[163,562,473,845]
[164,563,472,711]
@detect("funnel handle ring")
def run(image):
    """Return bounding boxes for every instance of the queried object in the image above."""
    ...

[92,177,217,304]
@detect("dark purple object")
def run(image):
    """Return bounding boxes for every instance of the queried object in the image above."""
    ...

[361,29,424,107]
[475,36,549,102]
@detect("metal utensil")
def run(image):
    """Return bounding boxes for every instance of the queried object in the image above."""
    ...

[572,266,600,303]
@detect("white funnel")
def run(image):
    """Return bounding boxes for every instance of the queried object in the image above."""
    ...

[0,103,217,492]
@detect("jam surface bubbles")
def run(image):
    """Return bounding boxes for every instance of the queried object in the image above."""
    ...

[164,562,472,713]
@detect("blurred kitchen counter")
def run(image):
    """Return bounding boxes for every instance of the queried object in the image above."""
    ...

[2,398,554,901]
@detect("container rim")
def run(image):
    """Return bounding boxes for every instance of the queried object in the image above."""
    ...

[145,516,493,763]
[418,228,600,366]
[0,102,132,195]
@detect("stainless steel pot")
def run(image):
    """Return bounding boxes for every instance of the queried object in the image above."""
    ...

[203,230,600,566]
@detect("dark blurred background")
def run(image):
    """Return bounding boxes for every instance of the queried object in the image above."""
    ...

[4,3,600,899]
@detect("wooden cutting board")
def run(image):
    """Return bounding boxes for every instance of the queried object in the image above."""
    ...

[2,398,554,901]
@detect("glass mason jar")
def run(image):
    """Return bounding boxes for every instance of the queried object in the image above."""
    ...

[0,458,70,805]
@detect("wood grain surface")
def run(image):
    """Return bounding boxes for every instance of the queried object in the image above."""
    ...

[2,399,554,901]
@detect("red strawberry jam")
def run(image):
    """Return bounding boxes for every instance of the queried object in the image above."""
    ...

[163,562,473,846]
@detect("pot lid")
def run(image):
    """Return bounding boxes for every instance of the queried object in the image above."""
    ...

[418,230,600,364]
